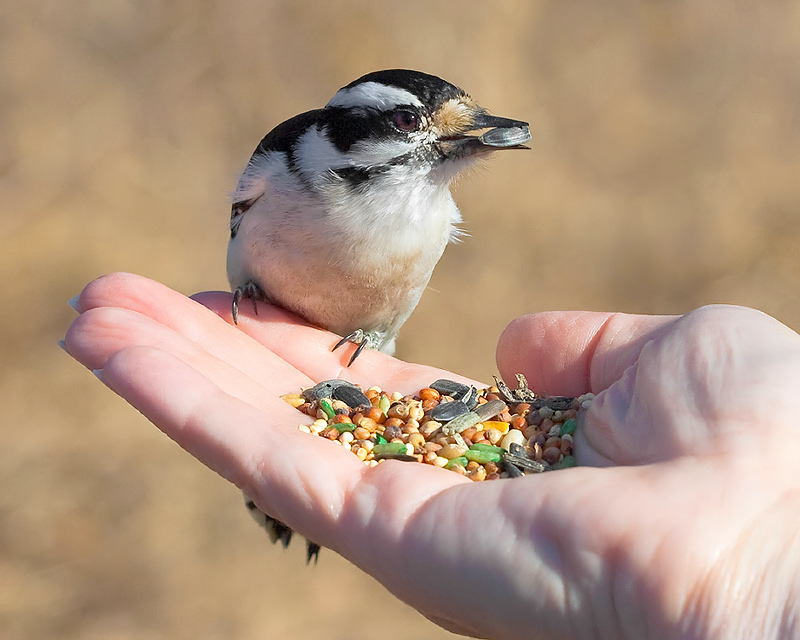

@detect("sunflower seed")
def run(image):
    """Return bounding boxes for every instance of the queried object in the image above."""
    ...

[430,379,470,398]
[429,399,470,422]
[302,379,369,408]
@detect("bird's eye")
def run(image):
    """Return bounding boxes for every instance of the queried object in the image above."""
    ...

[392,110,419,132]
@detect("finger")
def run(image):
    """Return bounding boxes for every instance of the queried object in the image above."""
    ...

[76,274,479,394]
[193,291,483,393]
[95,345,365,533]
[75,273,274,374]
[496,310,677,395]
[71,273,319,390]
[76,272,203,319]
[65,306,313,411]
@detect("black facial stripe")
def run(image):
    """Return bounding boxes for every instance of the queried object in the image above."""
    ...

[322,105,421,153]
[330,166,379,190]
[329,145,436,192]
[251,104,423,175]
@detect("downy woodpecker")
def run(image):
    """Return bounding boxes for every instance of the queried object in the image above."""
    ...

[227,69,530,364]
[228,69,530,561]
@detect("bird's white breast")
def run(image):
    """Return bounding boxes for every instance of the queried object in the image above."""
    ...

[226,150,461,345]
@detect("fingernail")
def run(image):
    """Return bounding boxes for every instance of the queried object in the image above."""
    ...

[68,295,81,312]
[92,368,104,381]
[57,339,68,353]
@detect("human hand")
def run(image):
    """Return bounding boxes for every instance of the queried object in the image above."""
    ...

[63,273,800,639]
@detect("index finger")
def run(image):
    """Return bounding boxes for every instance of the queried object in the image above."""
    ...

[192,290,482,393]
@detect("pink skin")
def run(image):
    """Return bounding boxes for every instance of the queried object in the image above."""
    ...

[63,273,800,640]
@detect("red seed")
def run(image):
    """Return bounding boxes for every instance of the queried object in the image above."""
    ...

[419,387,441,401]
[356,416,378,431]
[298,402,313,415]
[421,398,439,411]
[511,416,527,431]
[515,403,531,415]
[544,436,562,450]
[543,446,561,464]
[321,427,340,440]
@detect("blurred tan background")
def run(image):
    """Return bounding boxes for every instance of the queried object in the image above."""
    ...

[2,1,800,638]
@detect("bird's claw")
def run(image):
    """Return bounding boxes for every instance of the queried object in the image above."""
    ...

[231,281,266,324]
[333,329,373,366]
[245,497,320,564]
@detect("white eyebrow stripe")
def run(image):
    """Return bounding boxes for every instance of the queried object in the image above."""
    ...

[326,82,423,110]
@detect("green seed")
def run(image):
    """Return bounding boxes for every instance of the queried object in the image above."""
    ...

[465,448,503,464]
[373,442,407,456]
[554,455,576,469]
[560,418,576,435]
[319,398,336,419]
[445,456,468,469]
[378,395,391,416]
[334,422,356,433]
[469,443,504,455]
[375,433,387,445]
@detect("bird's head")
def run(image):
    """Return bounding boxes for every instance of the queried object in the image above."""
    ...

[260,69,530,190]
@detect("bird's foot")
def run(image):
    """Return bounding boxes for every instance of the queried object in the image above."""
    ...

[231,280,266,324]
[244,497,320,564]
[332,328,379,366]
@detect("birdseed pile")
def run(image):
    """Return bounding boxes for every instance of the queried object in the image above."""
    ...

[281,375,592,480]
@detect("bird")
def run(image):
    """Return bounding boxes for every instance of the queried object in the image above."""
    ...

[227,68,530,364]
[227,69,530,561]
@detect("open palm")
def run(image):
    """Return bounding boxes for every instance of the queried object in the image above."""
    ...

[64,273,800,639]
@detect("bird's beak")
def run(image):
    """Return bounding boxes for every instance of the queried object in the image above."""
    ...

[469,113,531,148]
[436,109,531,156]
